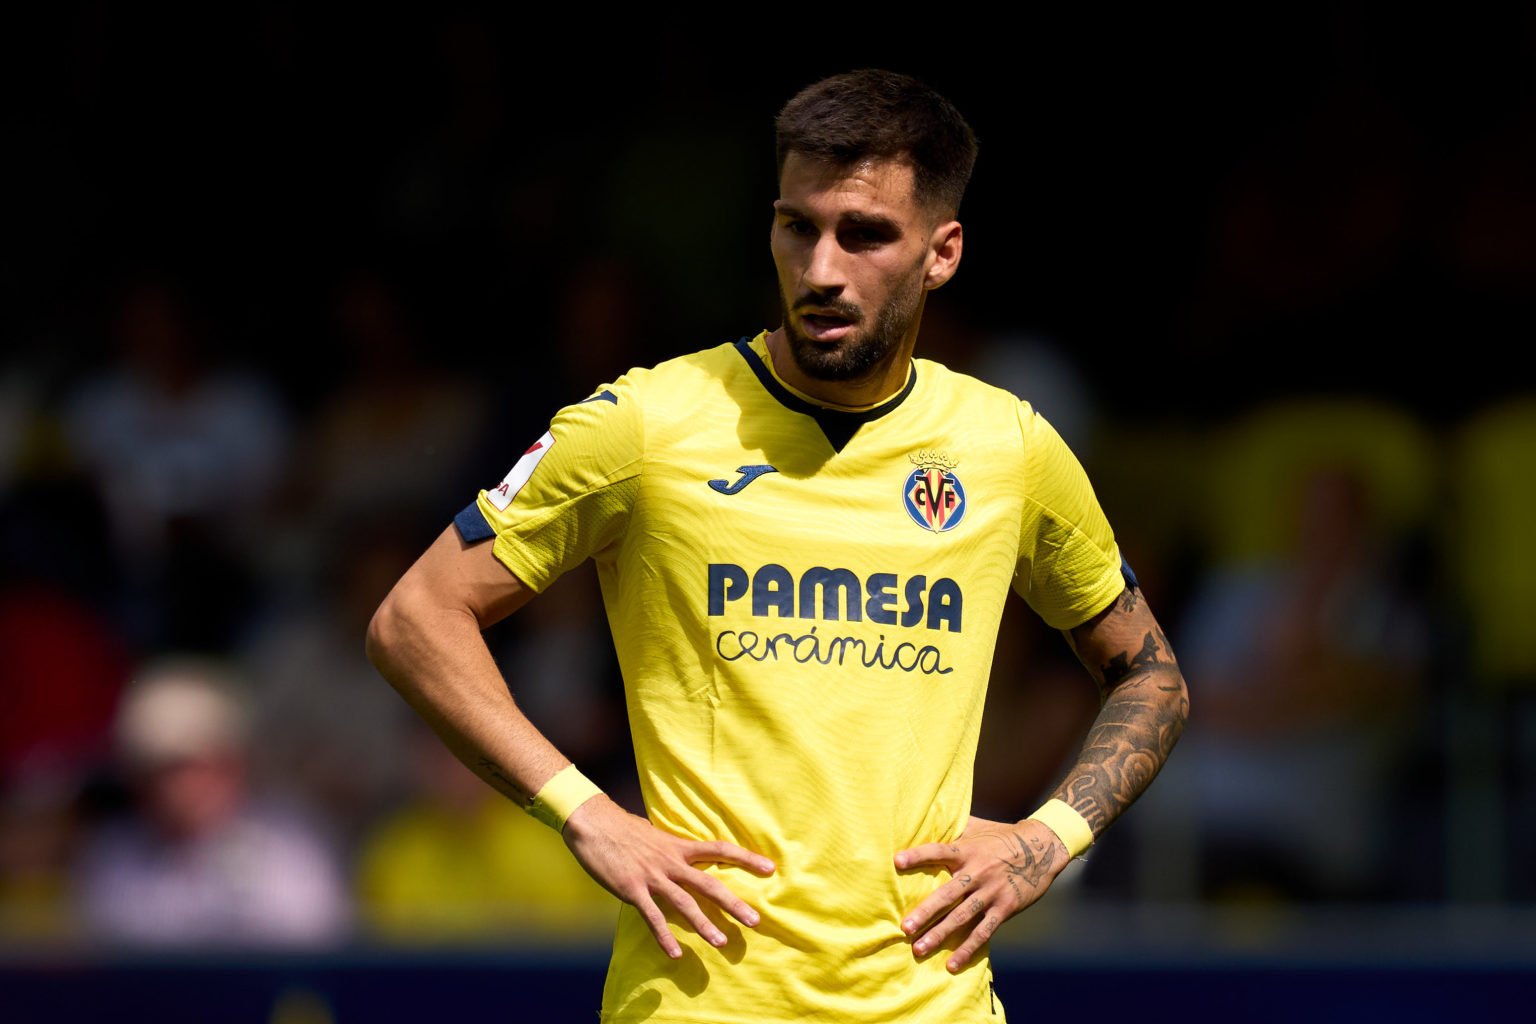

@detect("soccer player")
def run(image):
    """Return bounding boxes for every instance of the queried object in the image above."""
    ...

[367,69,1189,1022]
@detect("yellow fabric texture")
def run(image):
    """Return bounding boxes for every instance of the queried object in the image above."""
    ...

[474,333,1124,1023]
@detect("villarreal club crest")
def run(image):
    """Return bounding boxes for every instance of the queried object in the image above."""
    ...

[903,452,967,533]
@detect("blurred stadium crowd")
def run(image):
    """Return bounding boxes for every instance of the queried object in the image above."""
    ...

[4,9,1534,953]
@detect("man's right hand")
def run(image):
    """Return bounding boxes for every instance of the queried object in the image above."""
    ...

[562,795,776,959]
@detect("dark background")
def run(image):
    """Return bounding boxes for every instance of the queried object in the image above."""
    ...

[16,9,1534,417]
[5,6,1535,1021]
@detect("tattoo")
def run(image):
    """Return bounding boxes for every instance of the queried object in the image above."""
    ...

[1066,587,1179,699]
[1100,629,1172,690]
[1055,674,1188,831]
[1055,588,1189,833]
[974,828,1058,907]
[474,757,532,805]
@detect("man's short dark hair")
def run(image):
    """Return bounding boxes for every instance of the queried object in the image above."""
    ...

[775,69,978,217]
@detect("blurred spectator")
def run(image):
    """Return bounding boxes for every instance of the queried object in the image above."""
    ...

[0,477,131,782]
[1154,401,1433,900]
[61,277,290,651]
[0,769,82,940]
[1448,399,1536,898]
[0,472,132,943]
[242,519,423,849]
[1450,400,1536,684]
[355,725,614,943]
[75,659,350,947]
[272,271,487,583]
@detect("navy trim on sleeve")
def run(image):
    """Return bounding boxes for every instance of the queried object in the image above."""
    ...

[453,501,496,544]
[1120,555,1140,591]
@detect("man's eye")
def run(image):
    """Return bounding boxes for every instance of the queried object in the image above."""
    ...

[786,220,814,236]
[843,227,888,248]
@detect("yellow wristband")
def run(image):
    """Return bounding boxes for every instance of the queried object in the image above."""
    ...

[526,764,602,832]
[1028,799,1095,859]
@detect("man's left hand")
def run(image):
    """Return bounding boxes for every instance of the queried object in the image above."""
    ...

[894,815,1069,972]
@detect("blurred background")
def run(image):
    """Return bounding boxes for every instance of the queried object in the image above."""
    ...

[5,6,1535,1021]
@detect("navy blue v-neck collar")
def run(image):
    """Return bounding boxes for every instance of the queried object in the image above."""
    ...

[733,338,918,453]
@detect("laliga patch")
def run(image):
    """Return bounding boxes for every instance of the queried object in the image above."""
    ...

[487,430,555,511]
[903,451,967,532]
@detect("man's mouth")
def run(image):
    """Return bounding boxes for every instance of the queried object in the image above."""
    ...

[796,305,859,343]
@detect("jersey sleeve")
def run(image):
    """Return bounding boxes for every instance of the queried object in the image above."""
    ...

[1012,401,1126,630]
[457,377,643,593]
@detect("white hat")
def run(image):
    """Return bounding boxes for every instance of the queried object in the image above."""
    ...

[116,660,248,766]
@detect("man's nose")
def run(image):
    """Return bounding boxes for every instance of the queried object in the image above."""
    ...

[802,235,846,295]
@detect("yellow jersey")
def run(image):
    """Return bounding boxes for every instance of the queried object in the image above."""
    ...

[461,332,1125,1023]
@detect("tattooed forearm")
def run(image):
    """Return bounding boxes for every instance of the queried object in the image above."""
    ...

[1053,676,1187,830]
[474,756,533,805]
[1056,585,1190,834]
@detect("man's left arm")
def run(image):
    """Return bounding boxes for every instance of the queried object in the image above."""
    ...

[895,582,1190,972]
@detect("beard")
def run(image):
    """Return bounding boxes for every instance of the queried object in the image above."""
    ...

[779,262,926,383]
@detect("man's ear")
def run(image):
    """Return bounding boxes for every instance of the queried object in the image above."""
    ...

[924,220,963,291]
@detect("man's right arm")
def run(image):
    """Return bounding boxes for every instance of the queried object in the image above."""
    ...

[365,524,774,957]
